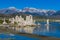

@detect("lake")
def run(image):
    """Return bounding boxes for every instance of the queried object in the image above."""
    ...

[0,33,40,40]
[33,22,60,38]
[0,22,60,39]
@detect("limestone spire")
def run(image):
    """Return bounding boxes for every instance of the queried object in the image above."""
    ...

[3,18,7,24]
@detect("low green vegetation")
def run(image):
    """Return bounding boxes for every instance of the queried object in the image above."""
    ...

[0,20,3,24]
[5,20,10,24]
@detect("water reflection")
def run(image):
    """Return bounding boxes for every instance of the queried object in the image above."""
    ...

[33,22,60,37]
[11,22,60,37]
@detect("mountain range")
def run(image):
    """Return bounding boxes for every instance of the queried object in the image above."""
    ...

[0,7,60,18]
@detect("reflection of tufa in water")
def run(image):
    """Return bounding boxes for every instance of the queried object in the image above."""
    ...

[45,19,49,31]
[9,15,39,33]
[23,26,36,33]
[1,15,41,34]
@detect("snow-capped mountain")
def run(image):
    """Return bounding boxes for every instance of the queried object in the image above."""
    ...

[22,7,56,16]
[0,7,58,17]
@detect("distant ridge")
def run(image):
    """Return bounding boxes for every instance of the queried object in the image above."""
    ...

[0,7,60,19]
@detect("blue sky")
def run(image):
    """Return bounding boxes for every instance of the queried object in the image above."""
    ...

[0,0,60,10]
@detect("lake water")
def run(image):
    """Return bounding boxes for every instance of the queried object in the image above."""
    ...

[0,22,60,39]
[0,33,40,40]
[33,22,60,38]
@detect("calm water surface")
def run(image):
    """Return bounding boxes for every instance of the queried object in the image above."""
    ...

[0,33,40,40]
[33,22,60,38]
[0,22,60,39]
